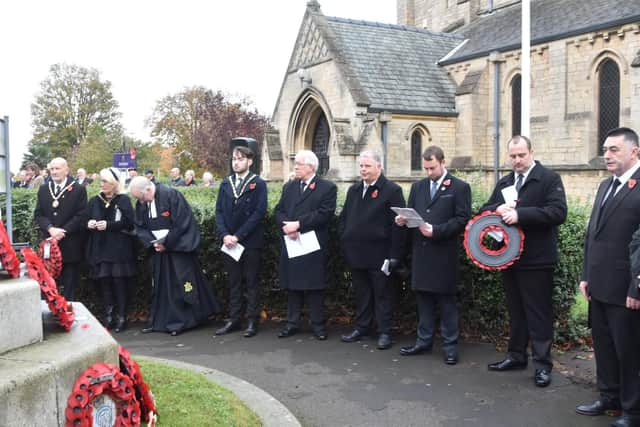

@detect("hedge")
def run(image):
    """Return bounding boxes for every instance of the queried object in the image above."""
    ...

[6,184,588,346]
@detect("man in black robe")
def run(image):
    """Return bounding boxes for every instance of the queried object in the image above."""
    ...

[129,176,220,336]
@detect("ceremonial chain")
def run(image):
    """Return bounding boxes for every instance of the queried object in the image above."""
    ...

[229,173,256,200]
[48,180,76,208]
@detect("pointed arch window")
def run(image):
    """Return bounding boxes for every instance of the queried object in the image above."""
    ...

[598,59,620,146]
[511,74,522,137]
[411,130,422,171]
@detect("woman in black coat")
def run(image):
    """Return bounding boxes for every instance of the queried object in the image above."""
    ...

[86,168,137,332]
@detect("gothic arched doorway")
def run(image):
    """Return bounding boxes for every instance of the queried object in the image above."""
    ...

[289,90,332,177]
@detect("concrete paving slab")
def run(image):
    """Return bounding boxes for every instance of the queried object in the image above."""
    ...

[116,321,605,427]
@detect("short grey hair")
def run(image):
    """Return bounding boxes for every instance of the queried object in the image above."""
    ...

[295,150,319,172]
[128,176,155,195]
[358,150,382,165]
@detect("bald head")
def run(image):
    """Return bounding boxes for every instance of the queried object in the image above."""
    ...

[128,176,156,202]
[49,157,69,184]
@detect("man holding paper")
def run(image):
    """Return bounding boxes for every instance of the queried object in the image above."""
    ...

[274,150,337,340]
[338,150,406,350]
[130,176,220,336]
[215,146,267,338]
[395,146,471,364]
[480,135,567,388]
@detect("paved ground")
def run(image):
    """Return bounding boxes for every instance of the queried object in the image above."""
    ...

[116,320,606,427]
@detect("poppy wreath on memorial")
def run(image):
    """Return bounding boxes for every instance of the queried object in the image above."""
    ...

[64,362,141,427]
[21,247,75,331]
[463,211,525,271]
[0,220,21,278]
[39,238,63,278]
[118,346,158,426]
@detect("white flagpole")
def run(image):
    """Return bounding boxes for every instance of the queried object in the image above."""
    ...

[521,0,531,138]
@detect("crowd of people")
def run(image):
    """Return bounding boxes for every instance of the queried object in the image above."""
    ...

[24,127,640,427]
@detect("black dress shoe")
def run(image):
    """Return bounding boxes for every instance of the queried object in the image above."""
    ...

[399,344,432,356]
[215,320,240,336]
[113,316,127,333]
[444,352,458,365]
[576,400,622,417]
[534,369,551,387]
[610,414,640,427]
[377,334,392,350]
[141,326,154,334]
[341,329,366,343]
[169,330,181,336]
[487,358,527,371]
[244,321,258,338]
[314,331,328,341]
[278,326,299,338]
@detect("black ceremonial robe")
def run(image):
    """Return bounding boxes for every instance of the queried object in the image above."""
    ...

[134,184,220,333]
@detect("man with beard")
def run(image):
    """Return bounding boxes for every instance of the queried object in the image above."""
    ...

[215,146,267,338]
[34,157,87,300]
[129,176,220,336]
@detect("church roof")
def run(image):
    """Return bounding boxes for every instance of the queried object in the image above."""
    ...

[441,0,640,65]
[325,17,463,116]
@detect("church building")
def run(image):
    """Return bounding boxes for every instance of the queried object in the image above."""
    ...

[263,0,640,200]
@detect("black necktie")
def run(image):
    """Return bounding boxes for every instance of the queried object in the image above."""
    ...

[362,183,369,199]
[300,181,307,194]
[235,177,243,193]
[515,174,524,192]
[600,178,621,211]
[55,184,61,195]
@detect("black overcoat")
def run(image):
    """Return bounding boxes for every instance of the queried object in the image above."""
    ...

[480,161,567,269]
[85,193,136,267]
[408,173,471,294]
[338,174,406,270]
[34,177,88,263]
[583,169,640,305]
[274,176,337,291]
[215,174,268,249]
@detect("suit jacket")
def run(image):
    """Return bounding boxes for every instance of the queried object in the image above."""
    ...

[215,174,268,249]
[274,176,337,290]
[338,174,406,270]
[480,161,567,269]
[34,177,88,263]
[582,169,640,306]
[408,173,471,294]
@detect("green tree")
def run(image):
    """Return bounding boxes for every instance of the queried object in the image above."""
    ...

[28,63,122,161]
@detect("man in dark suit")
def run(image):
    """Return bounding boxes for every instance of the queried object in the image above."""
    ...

[274,150,337,340]
[214,146,268,338]
[481,135,567,387]
[576,127,640,427]
[34,157,88,300]
[338,150,406,350]
[395,146,471,364]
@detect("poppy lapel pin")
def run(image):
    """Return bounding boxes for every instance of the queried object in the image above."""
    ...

[629,179,637,189]
[249,183,256,190]
[371,189,379,199]
[309,182,316,190]
[161,211,170,217]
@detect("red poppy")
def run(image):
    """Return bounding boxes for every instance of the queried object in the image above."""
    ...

[629,179,637,189]
[161,211,170,217]
[309,182,316,190]
[67,185,73,192]
[371,189,379,199]
[443,179,451,187]
[249,183,256,190]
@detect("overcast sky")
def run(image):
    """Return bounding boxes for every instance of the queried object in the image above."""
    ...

[0,0,395,171]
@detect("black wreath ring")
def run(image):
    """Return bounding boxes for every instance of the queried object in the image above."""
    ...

[464,211,525,271]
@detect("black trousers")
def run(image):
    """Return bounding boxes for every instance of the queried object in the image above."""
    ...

[415,291,458,351]
[502,268,554,371]
[60,262,80,301]
[351,269,393,335]
[286,289,325,333]
[590,298,640,415]
[99,276,129,318]
[223,248,261,321]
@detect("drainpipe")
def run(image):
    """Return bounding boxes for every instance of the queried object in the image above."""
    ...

[490,52,504,185]
[2,116,12,242]
[379,112,392,172]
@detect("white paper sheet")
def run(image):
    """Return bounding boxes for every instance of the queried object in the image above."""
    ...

[221,242,245,262]
[391,207,426,228]
[501,185,518,205]
[381,259,391,276]
[285,231,321,258]
[150,229,169,243]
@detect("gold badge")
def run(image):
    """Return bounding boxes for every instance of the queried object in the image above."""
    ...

[184,282,193,292]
